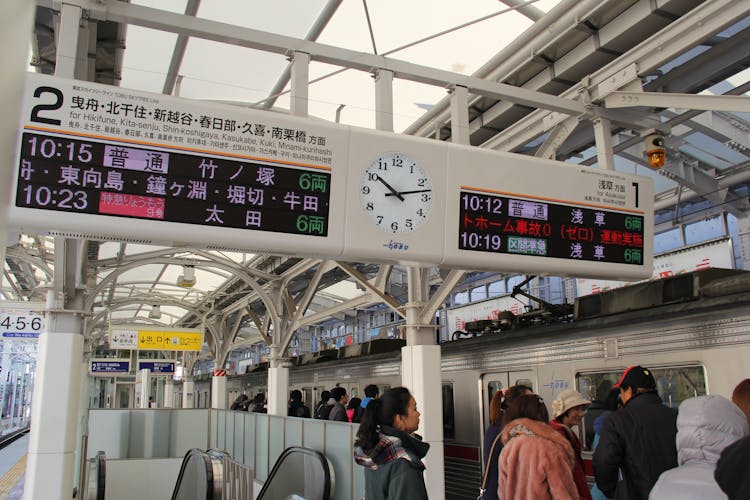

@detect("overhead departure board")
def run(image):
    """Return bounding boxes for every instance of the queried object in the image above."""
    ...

[11,73,654,278]
[441,146,653,279]
[458,188,644,265]
[9,73,348,256]
[16,130,331,236]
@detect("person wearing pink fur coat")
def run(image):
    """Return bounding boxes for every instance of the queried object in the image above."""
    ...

[499,394,579,500]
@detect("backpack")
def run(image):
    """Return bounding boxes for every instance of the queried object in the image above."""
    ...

[315,403,332,420]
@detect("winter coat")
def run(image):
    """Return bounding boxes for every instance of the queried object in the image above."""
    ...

[328,401,347,422]
[498,418,578,500]
[481,423,503,500]
[593,391,678,500]
[353,425,429,500]
[314,399,334,420]
[550,419,593,500]
[288,401,310,418]
[650,395,748,500]
[715,434,750,500]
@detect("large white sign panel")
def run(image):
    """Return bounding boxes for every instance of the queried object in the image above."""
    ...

[10,73,654,278]
[445,294,530,334]
[10,73,349,257]
[575,237,734,295]
[442,145,653,279]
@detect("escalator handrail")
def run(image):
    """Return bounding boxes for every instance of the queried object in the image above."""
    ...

[256,446,333,500]
[171,449,215,500]
[95,451,106,500]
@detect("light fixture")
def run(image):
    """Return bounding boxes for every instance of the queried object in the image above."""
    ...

[148,305,161,319]
[176,265,196,288]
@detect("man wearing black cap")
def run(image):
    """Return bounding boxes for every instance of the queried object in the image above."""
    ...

[593,366,678,500]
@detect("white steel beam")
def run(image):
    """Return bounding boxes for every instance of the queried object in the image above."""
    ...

[41,0,585,115]
[482,0,748,152]
[606,92,750,113]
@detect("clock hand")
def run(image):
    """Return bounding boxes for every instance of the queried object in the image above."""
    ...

[375,175,405,201]
[385,189,432,197]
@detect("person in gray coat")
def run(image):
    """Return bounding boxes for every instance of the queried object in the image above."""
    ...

[650,394,748,499]
[327,386,348,422]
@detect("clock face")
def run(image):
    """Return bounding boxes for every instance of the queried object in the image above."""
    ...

[360,152,433,233]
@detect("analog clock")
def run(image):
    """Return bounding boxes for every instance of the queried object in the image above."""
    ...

[360,152,433,233]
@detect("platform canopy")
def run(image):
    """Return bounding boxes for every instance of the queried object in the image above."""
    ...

[3,0,750,364]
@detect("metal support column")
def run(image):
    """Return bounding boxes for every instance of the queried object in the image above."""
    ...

[375,69,394,132]
[25,7,86,498]
[401,268,445,500]
[182,377,195,408]
[450,85,470,145]
[211,370,227,409]
[593,117,615,171]
[267,345,289,415]
[290,51,310,117]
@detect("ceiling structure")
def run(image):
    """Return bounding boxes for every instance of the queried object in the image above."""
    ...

[4,0,750,369]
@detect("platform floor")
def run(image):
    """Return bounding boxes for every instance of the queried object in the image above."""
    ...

[0,435,28,499]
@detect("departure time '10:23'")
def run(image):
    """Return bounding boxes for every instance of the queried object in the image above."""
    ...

[15,131,332,237]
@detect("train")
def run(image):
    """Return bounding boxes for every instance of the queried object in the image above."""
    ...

[196,268,750,499]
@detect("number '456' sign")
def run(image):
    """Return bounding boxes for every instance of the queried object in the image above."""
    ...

[0,304,45,339]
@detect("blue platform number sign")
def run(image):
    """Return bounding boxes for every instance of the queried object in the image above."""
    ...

[90,360,130,374]
[1,307,44,339]
[138,361,175,374]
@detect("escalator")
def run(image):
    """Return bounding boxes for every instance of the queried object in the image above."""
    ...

[172,448,229,500]
[256,446,334,500]
[171,446,333,500]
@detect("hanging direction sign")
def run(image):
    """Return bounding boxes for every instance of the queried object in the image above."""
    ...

[109,326,203,352]
[10,73,347,256]
[441,146,653,279]
[0,302,45,340]
[90,359,130,375]
[137,361,176,374]
[10,73,654,278]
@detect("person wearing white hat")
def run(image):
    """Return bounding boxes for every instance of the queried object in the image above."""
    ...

[551,389,593,500]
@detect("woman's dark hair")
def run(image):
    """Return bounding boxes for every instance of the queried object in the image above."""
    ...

[319,390,330,402]
[348,397,362,410]
[501,385,533,410]
[290,389,302,402]
[490,384,533,425]
[502,394,548,426]
[489,391,504,425]
[355,387,412,450]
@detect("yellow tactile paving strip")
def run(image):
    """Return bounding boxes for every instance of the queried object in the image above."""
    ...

[0,454,25,499]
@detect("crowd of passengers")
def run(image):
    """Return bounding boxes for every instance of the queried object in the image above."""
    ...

[229,383,379,423]
[231,367,750,500]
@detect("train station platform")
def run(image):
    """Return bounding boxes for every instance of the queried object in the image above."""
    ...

[0,434,28,499]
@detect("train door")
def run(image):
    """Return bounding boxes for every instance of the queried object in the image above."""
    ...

[480,370,535,432]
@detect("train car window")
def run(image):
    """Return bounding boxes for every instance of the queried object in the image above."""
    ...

[487,380,504,405]
[576,365,707,451]
[303,388,313,407]
[471,285,487,301]
[489,280,506,296]
[442,382,456,439]
[513,378,534,391]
